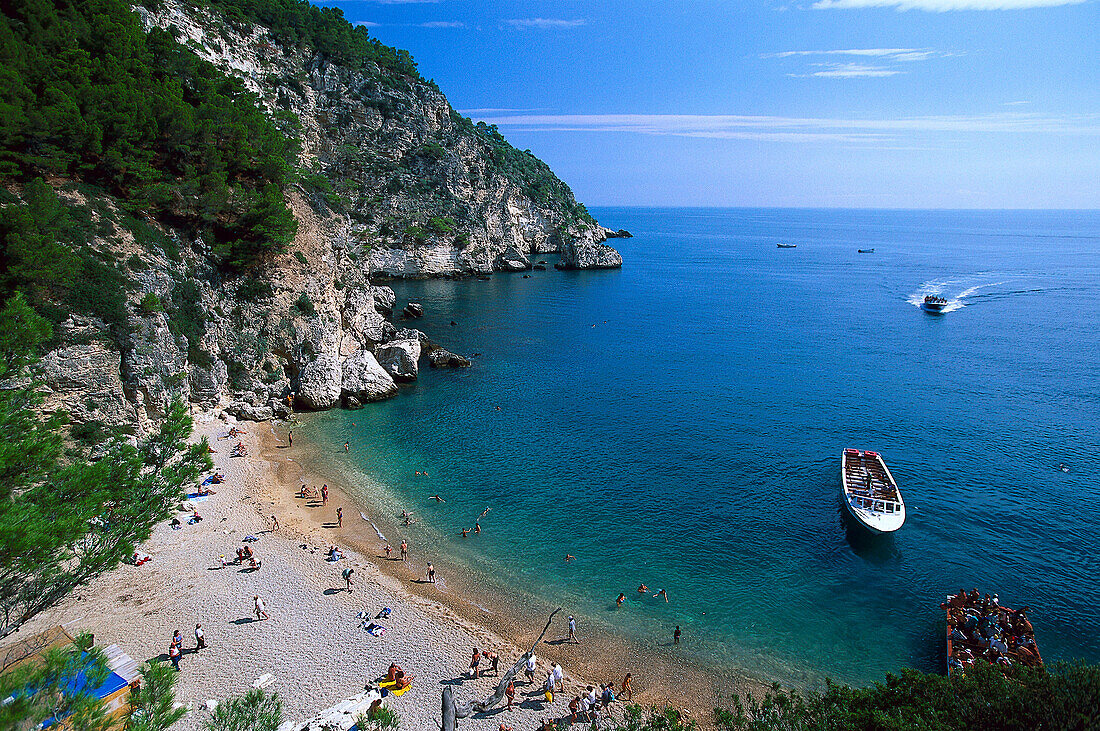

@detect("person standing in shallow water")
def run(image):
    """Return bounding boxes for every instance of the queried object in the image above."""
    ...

[673,625,681,645]
[568,615,577,643]
[400,540,408,561]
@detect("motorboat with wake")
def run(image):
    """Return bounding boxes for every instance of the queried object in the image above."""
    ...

[841,449,905,533]
[920,295,948,313]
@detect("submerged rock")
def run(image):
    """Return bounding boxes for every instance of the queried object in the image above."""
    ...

[401,302,424,319]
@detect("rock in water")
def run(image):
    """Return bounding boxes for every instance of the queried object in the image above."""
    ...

[428,348,472,369]
[402,302,424,319]
[341,350,398,402]
[375,339,421,381]
[557,228,623,270]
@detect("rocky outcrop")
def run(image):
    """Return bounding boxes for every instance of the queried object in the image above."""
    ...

[375,339,421,382]
[341,350,398,402]
[557,227,624,270]
[428,348,472,369]
[296,352,342,409]
[401,302,424,320]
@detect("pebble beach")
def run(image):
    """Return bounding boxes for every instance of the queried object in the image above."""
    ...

[13,411,729,730]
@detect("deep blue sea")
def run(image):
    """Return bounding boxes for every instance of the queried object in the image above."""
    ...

[306,208,1100,687]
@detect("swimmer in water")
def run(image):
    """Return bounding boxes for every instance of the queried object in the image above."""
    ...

[1059,463,1069,473]
[431,495,446,502]
[617,593,626,607]
[461,528,469,538]
[474,522,481,534]
[565,554,576,562]
[654,589,668,602]
[638,584,648,594]
[344,442,349,452]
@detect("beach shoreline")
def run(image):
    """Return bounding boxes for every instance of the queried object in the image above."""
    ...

[8,409,756,730]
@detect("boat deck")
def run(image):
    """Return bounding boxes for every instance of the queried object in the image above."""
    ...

[842,449,899,504]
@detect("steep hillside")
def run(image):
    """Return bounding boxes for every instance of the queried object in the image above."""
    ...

[0,0,622,436]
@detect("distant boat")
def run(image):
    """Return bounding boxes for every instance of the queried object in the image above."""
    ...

[776,243,797,248]
[857,248,875,253]
[920,295,948,313]
[841,449,905,534]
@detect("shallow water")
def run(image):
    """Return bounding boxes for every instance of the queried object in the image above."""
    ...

[304,208,1100,687]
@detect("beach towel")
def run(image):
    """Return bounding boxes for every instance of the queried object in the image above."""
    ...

[376,608,391,620]
[379,679,410,696]
[243,535,259,542]
[364,623,386,637]
[185,494,209,502]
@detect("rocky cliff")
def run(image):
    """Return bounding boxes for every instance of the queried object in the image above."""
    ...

[13,0,623,436]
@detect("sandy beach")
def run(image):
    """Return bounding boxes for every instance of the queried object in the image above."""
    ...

[11,411,743,730]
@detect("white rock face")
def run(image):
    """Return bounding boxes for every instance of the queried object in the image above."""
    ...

[375,339,421,382]
[558,227,624,270]
[341,350,398,402]
[296,353,342,409]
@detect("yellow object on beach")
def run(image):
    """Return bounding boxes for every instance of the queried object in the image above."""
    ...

[545,691,553,703]
[379,679,412,696]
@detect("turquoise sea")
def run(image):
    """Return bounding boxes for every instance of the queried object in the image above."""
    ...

[304,208,1100,687]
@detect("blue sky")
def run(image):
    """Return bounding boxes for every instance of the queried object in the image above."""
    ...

[318,0,1098,208]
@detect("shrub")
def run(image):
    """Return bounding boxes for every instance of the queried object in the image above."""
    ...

[237,277,274,302]
[294,293,316,317]
[139,293,163,314]
[293,251,308,265]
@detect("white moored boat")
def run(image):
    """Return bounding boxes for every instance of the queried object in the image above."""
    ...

[841,449,905,533]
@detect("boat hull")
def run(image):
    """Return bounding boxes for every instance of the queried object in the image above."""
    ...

[920,302,947,313]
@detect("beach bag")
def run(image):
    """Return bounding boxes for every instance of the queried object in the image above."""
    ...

[545,690,553,704]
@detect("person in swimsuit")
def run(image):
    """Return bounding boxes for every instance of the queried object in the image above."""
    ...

[617,593,626,607]
[638,584,648,593]
[565,554,576,562]
[654,588,668,602]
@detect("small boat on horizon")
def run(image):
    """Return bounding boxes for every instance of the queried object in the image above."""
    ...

[841,449,905,534]
[777,243,797,248]
[920,295,948,313]
[857,248,875,253]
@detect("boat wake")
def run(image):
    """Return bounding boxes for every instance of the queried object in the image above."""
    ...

[907,277,1012,313]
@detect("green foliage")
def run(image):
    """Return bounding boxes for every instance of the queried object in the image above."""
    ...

[356,705,401,730]
[0,0,299,269]
[426,216,454,234]
[714,662,1100,731]
[236,276,274,302]
[293,251,308,265]
[201,0,418,78]
[139,292,163,314]
[0,300,211,635]
[206,689,282,731]
[0,633,112,731]
[293,292,315,316]
[127,254,149,272]
[127,661,188,731]
[168,279,207,366]
[419,141,445,161]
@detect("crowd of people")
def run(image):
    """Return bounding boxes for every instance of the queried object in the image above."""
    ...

[943,589,1041,672]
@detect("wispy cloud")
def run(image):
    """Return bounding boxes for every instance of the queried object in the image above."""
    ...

[354,20,380,27]
[801,63,902,77]
[765,47,954,78]
[813,0,1084,10]
[765,48,942,61]
[503,18,586,29]
[420,20,466,28]
[467,112,1100,143]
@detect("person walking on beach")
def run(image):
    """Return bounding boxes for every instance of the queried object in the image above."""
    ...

[337,507,343,527]
[469,648,481,678]
[400,540,408,561]
[168,642,181,671]
[552,662,564,692]
[505,680,515,710]
[674,625,681,645]
[288,432,293,447]
[622,673,633,701]
[384,545,392,559]
[544,670,555,704]
[171,630,182,649]
[426,562,436,583]
[194,623,205,651]
[568,615,577,643]
[342,566,354,592]
[322,484,329,505]
[254,595,269,621]
[271,514,279,531]
[525,653,537,683]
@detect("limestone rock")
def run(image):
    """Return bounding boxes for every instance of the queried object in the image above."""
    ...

[557,227,623,270]
[341,349,398,402]
[225,401,275,421]
[428,348,472,369]
[402,302,424,319]
[375,339,421,382]
[296,353,342,409]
